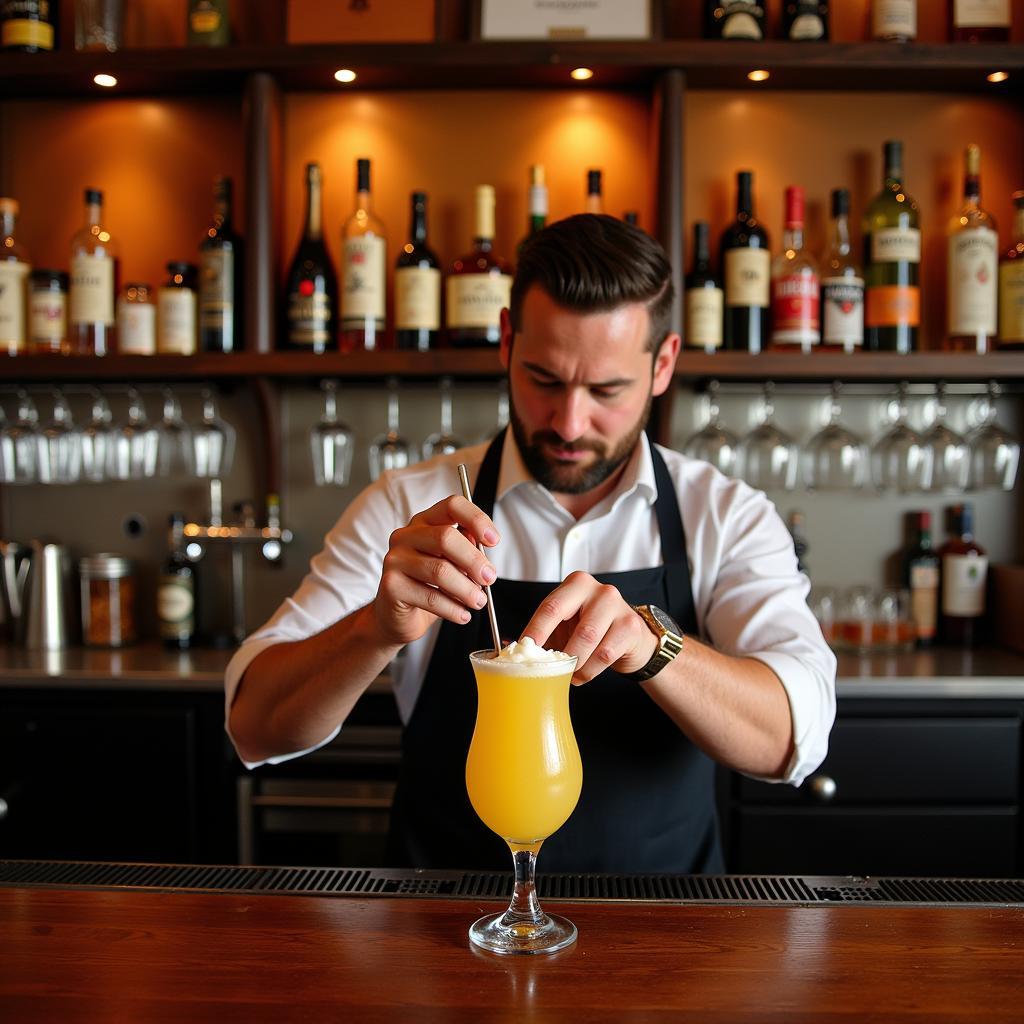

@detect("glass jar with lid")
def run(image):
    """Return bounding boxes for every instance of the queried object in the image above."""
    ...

[117,282,156,355]
[29,269,68,354]
[80,553,137,648]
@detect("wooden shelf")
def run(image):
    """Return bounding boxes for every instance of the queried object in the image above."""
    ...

[1,41,1022,98]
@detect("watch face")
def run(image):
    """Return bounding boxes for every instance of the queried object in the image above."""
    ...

[649,605,681,635]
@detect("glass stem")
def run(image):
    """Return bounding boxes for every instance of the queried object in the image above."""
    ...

[503,846,544,926]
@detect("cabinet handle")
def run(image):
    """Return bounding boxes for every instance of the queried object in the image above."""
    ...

[806,774,837,803]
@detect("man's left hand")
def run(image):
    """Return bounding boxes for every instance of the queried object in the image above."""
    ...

[519,571,658,684]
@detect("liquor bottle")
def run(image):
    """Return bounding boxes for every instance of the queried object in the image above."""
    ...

[586,169,603,214]
[938,503,988,648]
[902,510,940,648]
[446,185,512,347]
[0,197,30,356]
[340,158,386,352]
[394,191,441,352]
[187,0,230,46]
[283,163,337,353]
[783,1,829,40]
[864,141,920,353]
[705,1,765,39]
[770,185,820,352]
[821,188,864,353]
[946,144,997,353]
[69,187,118,356]
[684,222,723,354]
[199,176,244,353]
[998,190,1024,349]
[872,0,917,40]
[721,170,770,353]
[949,0,1010,41]
[527,165,548,237]
[157,262,198,355]
[158,513,196,651]
[1,0,57,50]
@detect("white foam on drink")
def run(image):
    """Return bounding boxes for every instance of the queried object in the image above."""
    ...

[473,637,575,676]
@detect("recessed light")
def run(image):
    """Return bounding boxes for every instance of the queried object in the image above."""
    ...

[571,67,594,81]
[988,71,1009,83]
[747,69,770,83]
[334,68,357,83]
[93,74,117,88]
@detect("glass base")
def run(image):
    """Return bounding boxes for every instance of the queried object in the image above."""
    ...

[468,911,577,956]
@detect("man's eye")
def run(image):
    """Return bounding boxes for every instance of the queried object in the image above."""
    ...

[592,388,622,400]
[532,379,560,390]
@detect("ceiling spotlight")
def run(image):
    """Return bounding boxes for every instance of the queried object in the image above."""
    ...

[987,71,1009,83]
[93,74,118,88]
[747,69,770,83]
[571,67,594,81]
[334,68,357,83]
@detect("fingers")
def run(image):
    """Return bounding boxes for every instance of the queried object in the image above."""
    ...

[519,571,594,649]
[562,585,623,682]
[386,539,490,614]
[417,495,500,549]
[377,567,478,627]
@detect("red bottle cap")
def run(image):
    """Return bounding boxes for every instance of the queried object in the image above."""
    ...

[785,185,805,229]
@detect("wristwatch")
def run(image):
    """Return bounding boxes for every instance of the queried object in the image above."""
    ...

[629,604,685,682]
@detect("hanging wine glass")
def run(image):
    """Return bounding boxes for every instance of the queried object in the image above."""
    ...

[869,381,929,493]
[37,388,82,484]
[802,381,868,491]
[155,387,194,477]
[81,389,116,483]
[737,381,798,490]
[368,377,414,481]
[422,377,465,460]
[192,387,236,479]
[682,380,739,476]
[0,390,41,484]
[108,387,158,480]
[967,380,1020,491]
[920,381,969,493]
[310,379,355,486]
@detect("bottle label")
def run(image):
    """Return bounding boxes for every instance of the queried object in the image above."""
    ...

[0,260,30,350]
[720,3,764,39]
[998,262,1024,343]
[771,272,820,344]
[954,0,1010,27]
[942,553,988,617]
[948,227,997,336]
[70,254,114,326]
[446,273,512,329]
[724,248,770,308]
[158,577,195,637]
[2,18,54,49]
[395,266,441,330]
[871,227,921,265]
[685,287,723,349]
[822,276,865,346]
[288,288,332,346]
[157,288,197,355]
[199,249,234,335]
[910,564,939,641]
[873,0,916,36]
[117,300,156,355]
[30,290,65,348]
[342,236,386,321]
[865,285,920,328]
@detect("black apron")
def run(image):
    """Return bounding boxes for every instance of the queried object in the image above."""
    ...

[386,429,723,874]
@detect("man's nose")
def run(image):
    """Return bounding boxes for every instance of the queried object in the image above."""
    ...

[550,389,589,442]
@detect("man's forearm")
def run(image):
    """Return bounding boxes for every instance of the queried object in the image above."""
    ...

[228,603,403,765]
[641,637,795,779]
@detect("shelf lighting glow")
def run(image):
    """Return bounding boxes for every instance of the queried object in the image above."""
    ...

[334,68,357,83]
[988,71,1009,83]
[747,69,770,83]
[94,74,118,88]
[571,67,594,81]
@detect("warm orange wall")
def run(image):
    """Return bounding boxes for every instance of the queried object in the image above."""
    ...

[2,99,244,292]
[685,90,1024,348]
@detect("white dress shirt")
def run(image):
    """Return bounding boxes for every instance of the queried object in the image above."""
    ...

[225,432,836,784]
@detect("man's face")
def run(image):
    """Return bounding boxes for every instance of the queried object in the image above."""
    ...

[499,285,678,495]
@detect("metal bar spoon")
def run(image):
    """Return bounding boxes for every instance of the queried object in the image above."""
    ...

[457,463,502,655]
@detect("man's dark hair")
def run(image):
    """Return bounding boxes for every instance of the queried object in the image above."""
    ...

[509,213,675,353]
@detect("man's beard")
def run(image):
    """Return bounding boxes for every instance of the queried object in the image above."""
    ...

[509,390,653,495]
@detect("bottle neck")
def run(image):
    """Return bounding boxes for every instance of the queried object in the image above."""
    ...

[884,170,904,191]
[474,193,496,247]
[784,223,805,253]
[409,202,427,244]
[355,187,373,214]
[0,212,15,240]
[918,527,933,551]
[963,173,981,208]
[1014,208,1024,243]
[830,212,851,257]
[214,189,232,229]
[693,227,711,269]
[85,201,102,227]
[529,183,548,232]
[305,176,322,240]
[736,178,753,219]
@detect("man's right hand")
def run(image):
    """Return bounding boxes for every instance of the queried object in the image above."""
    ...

[370,494,500,648]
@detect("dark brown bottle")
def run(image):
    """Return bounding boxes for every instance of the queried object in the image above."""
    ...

[783,1,829,39]
[158,513,196,651]
[721,171,770,353]
[199,176,244,353]
[902,510,940,648]
[938,503,988,648]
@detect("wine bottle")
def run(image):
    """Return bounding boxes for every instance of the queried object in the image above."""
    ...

[283,163,337,353]
[340,157,386,352]
[684,222,723,353]
[938,503,988,648]
[902,510,940,648]
[527,164,548,237]
[705,1,765,39]
[864,141,920,353]
[395,191,441,352]
[721,170,770,353]
[1,0,57,51]
[770,185,820,352]
[820,189,864,353]
[783,1,829,40]
[872,0,917,40]
[586,169,603,214]
[949,0,1010,42]
[446,185,512,348]
[998,190,1024,349]
[158,513,196,650]
[69,187,118,356]
[199,176,244,353]
[157,262,198,356]
[0,197,30,356]
[946,144,997,353]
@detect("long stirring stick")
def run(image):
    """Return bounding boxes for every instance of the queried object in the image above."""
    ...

[457,463,502,654]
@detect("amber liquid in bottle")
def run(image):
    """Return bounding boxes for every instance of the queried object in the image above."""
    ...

[69,188,119,356]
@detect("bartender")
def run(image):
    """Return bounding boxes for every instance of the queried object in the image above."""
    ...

[225,214,836,874]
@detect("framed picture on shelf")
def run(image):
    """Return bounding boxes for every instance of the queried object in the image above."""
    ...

[472,0,660,41]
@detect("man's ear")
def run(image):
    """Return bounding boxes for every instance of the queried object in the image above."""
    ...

[651,333,680,397]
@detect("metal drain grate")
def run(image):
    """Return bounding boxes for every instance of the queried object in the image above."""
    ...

[1,861,1022,906]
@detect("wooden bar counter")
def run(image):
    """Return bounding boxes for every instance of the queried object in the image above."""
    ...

[2,883,1023,1022]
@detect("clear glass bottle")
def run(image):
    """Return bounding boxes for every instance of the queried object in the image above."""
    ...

[684,222,723,353]
[770,185,820,352]
[29,269,68,354]
[69,187,119,356]
[528,165,548,237]
[394,191,440,352]
[873,0,917,40]
[0,197,30,356]
[998,190,1024,349]
[117,283,156,355]
[585,169,603,214]
[946,144,997,353]
[340,157,386,352]
[157,262,198,355]
[821,188,864,353]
